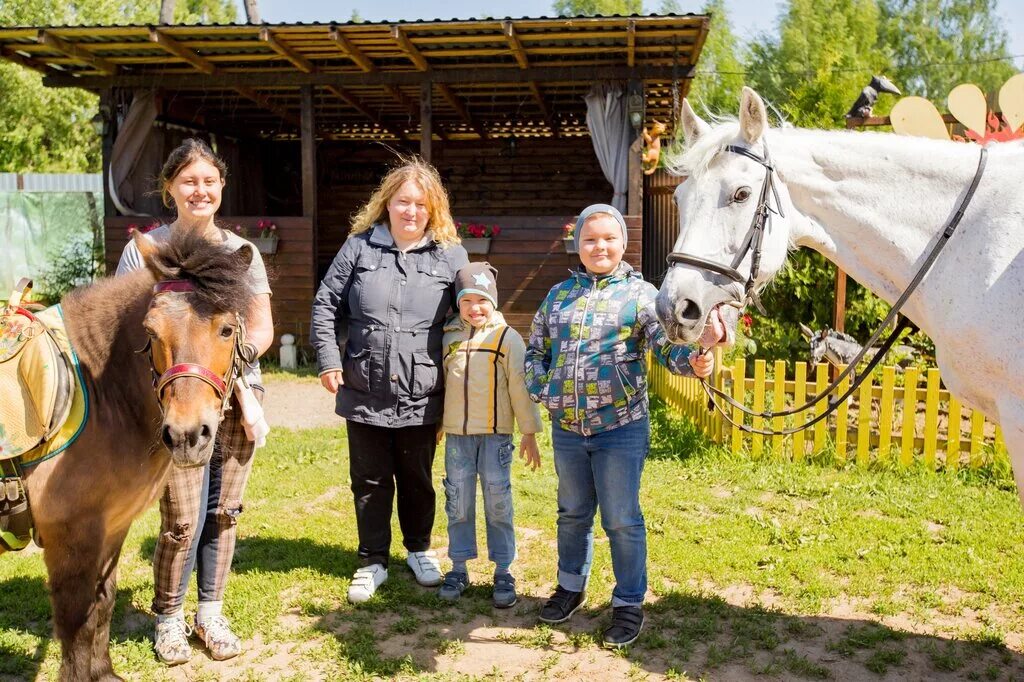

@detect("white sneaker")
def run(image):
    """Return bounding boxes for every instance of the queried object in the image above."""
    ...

[194,614,242,661]
[154,616,193,665]
[406,550,443,586]
[348,564,388,603]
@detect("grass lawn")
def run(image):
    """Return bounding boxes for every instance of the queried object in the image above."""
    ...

[2,400,1024,681]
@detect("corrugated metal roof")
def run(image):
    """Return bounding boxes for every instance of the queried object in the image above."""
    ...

[0,173,102,192]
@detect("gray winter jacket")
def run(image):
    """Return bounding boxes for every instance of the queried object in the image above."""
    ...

[311,224,469,427]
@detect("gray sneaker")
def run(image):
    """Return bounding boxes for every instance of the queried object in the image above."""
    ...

[492,573,517,608]
[437,571,469,601]
[154,616,193,665]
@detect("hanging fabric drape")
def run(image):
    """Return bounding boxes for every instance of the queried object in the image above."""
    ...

[584,83,632,212]
[109,90,158,216]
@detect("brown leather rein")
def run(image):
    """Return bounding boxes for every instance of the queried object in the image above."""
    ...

[140,279,245,422]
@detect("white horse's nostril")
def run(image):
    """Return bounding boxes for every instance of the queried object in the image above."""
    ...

[676,298,702,323]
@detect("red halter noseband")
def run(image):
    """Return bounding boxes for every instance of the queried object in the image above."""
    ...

[144,279,243,420]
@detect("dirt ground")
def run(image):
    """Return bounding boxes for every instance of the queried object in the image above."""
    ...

[261,377,342,430]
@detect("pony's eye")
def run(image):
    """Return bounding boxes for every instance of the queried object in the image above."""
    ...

[732,186,752,203]
[219,325,234,338]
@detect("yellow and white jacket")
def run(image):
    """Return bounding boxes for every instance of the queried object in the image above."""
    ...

[441,312,542,436]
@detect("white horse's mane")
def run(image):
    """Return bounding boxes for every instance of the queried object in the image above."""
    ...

[663,117,740,179]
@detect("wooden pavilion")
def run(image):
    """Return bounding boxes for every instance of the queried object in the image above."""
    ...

[0,15,711,352]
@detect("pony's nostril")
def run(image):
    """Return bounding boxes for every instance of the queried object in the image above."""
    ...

[677,299,702,323]
[161,425,175,449]
[200,424,212,441]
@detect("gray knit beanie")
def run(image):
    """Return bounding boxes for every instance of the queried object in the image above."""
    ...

[455,261,499,308]
[574,203,627,252]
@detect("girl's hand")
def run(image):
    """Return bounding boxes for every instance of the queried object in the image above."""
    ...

[689,350,715,378]
[320,370,344,394]
[519,434,541,471]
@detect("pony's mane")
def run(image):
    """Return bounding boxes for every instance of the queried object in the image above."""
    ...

[148,229,255,314]
[663,117,741,179]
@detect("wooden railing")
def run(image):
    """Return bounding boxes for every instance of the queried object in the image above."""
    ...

[649,354,1008,469]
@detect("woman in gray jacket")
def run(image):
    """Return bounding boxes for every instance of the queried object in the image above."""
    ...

[311,159,469,603]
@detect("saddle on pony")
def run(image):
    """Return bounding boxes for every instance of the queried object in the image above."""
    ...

[0,278,81,551]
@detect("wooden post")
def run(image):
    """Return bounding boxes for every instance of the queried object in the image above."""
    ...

[833,268,847,333]
[100,89,116,218]
[300,84,317,285]
[628,136,642,216]
[420,80,432,162]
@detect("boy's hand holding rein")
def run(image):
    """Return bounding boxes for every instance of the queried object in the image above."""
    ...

[688,350,715,379]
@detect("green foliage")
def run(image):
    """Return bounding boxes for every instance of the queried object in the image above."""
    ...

[877,0,1016,103]
[0,0,235,173]
[686,0,746,118]
[551,0,642,16]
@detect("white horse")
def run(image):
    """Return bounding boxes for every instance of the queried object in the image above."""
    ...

[655,87,1024,501]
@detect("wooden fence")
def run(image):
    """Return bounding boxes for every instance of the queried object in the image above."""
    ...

[649,353,1008,469]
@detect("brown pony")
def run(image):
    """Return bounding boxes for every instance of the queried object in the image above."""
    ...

[12,229,255,681]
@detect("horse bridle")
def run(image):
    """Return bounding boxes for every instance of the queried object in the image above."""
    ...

[139,279,246,422]
[664,143,989,436]
[666,143,785,315]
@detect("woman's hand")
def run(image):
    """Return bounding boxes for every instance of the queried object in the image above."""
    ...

[519,434,541,471]
[320,370,344,394]
[689,350,715,378]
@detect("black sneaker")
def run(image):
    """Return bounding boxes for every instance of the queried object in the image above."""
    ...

[538,585,587,624]
[492,573,518,609]
[602,606,645,648]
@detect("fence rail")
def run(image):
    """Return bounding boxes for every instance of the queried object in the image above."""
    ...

[650,353,1007,469]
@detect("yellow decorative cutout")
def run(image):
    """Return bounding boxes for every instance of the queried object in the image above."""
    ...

[999,73,1024,135]
[890,97,949,140]
[948,84,988,137]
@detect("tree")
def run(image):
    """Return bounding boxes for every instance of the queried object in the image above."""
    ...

[551,0,642,16]
[877,0,1016,103]
[0,0,235,173]
[685,0,745,118]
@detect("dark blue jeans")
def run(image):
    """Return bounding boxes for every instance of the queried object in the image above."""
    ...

[178,450,226,603]
[551,417,650,607]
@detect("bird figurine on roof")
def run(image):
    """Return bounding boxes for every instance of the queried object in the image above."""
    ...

[845,75,902,119]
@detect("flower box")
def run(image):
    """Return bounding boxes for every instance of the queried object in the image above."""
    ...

[251,235,279,255]
[563,237,578,254]
[462,237,491,255]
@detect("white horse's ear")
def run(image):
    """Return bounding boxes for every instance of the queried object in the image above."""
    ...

[739,87,768,144]
[679,98,710,145]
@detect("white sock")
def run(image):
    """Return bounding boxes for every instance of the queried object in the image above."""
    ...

[156,609,184,625]
[197,601,223,624]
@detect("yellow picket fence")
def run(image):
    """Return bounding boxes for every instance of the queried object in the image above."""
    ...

[649,353,1008,469]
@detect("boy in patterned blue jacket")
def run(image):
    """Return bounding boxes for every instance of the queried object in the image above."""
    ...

[525,204,714,648]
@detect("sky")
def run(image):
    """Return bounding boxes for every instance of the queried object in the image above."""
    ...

[238,0,1024,59]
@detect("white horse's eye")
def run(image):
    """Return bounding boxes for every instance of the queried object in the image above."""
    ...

[732,186,752,203]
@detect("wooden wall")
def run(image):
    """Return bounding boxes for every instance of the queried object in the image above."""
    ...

[103,216,314,354]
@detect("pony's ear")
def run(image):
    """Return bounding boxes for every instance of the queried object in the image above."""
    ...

[679,98,710,145]
[132,230,164,280]
[237,243,255,270]
[799,322,813,340]
[739,87,768,144]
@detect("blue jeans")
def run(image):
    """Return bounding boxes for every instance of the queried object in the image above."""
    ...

[179,449,224,603]
[443,434,516,567]
[551,418,650,607]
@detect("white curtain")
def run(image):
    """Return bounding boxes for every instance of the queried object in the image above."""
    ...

[109,90,158,216]
[585,83,632,212]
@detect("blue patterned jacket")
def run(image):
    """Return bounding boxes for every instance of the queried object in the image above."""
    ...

[525,262,696,435]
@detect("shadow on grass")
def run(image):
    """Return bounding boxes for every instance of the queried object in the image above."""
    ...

[307,583,1024,680]
[230,536,361,579]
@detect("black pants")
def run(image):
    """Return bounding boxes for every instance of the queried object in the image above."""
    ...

[346,420,438,568]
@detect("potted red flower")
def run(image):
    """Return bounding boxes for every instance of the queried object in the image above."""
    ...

[456,221,501,255]
[252,219,279,255]
[562,221,577,254]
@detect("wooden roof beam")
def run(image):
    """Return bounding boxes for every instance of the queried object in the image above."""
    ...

[501,21,529,69]
[328,27,376,73]
[37,30,118,74]
[626,20,636,67]
[0,44,53,75]
[325,84,405,139]
[529,81,559,138]
[149,28,217,75]
[437,83,487,139]
[260,28,316,74]
[391,26,430,72]
[234,86,301,128]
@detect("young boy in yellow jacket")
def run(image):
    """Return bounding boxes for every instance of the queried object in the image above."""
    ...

[438,262,542,607]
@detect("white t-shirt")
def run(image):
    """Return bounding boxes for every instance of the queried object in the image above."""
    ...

[117,225,272,387]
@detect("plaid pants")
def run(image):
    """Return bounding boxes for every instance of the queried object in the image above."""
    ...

[152,388,263,615]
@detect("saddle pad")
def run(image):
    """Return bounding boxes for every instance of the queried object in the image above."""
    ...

[0,305,79,462]
[18,305,88,467]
